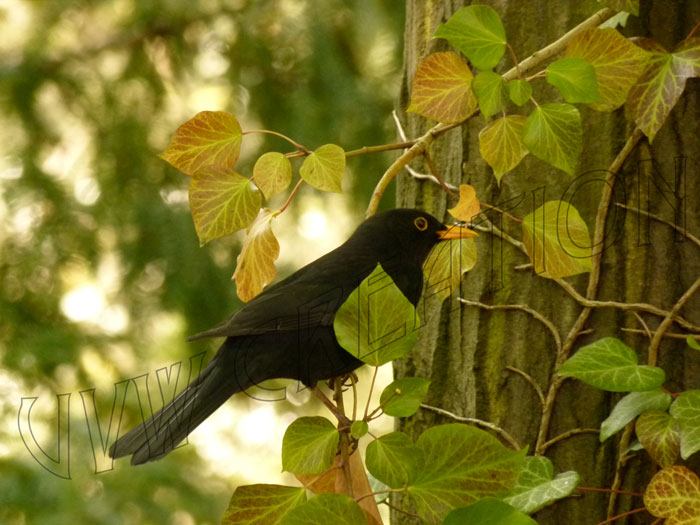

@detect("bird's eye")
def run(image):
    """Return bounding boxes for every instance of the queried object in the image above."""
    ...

[414,217,428,231]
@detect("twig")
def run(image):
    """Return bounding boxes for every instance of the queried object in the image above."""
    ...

[622,328,700,340]
[364,366,380,420]
[242,129,309,153]
[615,202,700,249]
[607,421,636,519]
[345,141,417,158]
[577,486,643,498]
[275,179,304,215]
[632,312,653,340]
[540,428,600,453]
[459,298,562,353]
[423,150,456,195]
[381,499,420,519]
[420,404,521,450]
[648,277,700,366]
[405,165,459,191]
[505,366,545,408]
[333,377,354,499]
[536,127,645,456]
[598,506,648,525]
[311,386,350,427]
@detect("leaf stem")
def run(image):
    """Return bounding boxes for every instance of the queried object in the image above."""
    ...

[242,129,310,153]
[363,366,380,420]
[275,178,304,215]
[686,18,700,39]
[597,506,648,525]
[345,141,417,158]
[577,486,643,498]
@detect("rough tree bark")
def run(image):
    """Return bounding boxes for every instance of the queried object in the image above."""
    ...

[393,1,700,524]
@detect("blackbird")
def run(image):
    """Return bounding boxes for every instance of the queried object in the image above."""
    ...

[109,208,476,464]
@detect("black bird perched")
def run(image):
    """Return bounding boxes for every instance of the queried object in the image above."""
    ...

[109,208,476,464]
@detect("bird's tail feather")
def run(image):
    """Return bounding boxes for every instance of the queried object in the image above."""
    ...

[109,351,254,465]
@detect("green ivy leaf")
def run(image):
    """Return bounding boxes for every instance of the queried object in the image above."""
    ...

[334,263,418,366]
[669,390,700,460]
[472,71,507,118]
[407,424,525,524]
[407,51,477,123]
[478,115,529,183]
[160,110,242,175]
[379,377,431,417]
[444,499,537,525]
[433,5,507,70]
[522,103,582,175]
[687,336,700,351]
[221,484,306,525]
[636,410,681,468]
[546,57,601,103]
[279,494,366,525]
[253,152,292,199]
[366,431,423,489]
[521,200,592,279]
[350,421,368,440]
[504,456,579,514]
[558,337,666,392]
[600,390,672,441]
[299,144,345,193]
[507,79,532,106]
[189,167,261,245]
[281,417,339,475]
[566,28,649,112]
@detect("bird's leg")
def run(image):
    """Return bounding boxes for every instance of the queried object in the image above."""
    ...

[311,386,351,428]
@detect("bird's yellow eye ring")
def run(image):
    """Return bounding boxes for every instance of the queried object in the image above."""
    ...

[414,217,428,231]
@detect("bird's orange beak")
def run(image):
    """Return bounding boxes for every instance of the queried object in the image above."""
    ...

[437,224,479,241]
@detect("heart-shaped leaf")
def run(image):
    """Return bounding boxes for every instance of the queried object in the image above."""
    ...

[300,144,345,193]
[472,71,507,118]
[254,152,292,199]
[407,51,477,123]
[189,167,261,245]
[379,377,431,417]
[669,390,700,460]
[433,5,507,70]
[221,484,306,525]
[600,390,672,441]
[504,456,579,514]
[644,466,700,525]
[281,417,339,475]
[636,410,681,468]
[366,431,423,489]
[546,57,601,104]
[478,115,529,183]
[522,103,582,175]
[161,111,242,175]
[559,337,666,392]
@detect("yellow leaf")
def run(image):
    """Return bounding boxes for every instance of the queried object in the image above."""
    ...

[478,116,528,183]
[299,144,345,193]
[423,238,477,302]
[160,111,243,175]
[233,209,280,302]
[253,152,293,199]
[522,201,592,279]
[644,466,700,525]
[566,28,649,112]
[189,167,261,245]
[448,184,480,223]
[407,51,478,124]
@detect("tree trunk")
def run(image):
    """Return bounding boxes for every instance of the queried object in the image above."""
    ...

[394,1,700,523]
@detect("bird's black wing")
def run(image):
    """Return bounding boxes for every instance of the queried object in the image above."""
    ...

[188,248,377,340]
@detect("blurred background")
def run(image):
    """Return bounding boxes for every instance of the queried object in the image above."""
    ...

[0,0,405,523]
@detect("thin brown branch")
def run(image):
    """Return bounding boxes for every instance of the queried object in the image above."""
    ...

[607,421,636,519]
[615,202,700,248]
[536,127,645,455]
[577,486,643,498]
[275,179,304,215]
[364,366,380,420]
[345,141,417,158]
[598,506,648,525]
[505,366,545,408]
[420,404,522,450]
[648,277,700,366]
[243,129,309,153]
[459,298,562,352]
[632,312,653,339]
[540,428,600,453]
[423,150,456,195]
[333,377,354,499]
[381,499,420,519]
[622,327,700,340]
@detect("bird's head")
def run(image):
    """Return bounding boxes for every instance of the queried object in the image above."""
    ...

[354,208,478,269]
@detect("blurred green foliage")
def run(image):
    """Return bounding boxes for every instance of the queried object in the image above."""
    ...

[0,0,403,522]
